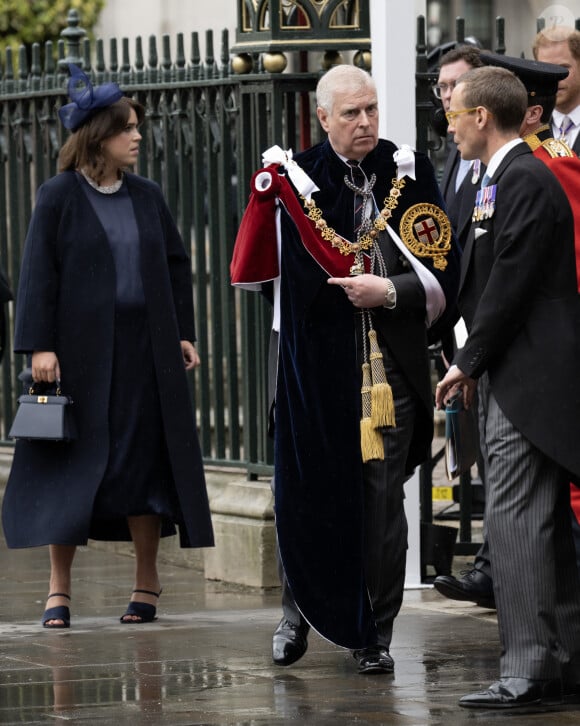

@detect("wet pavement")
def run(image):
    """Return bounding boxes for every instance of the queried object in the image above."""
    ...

[2,541,580,724]
[1,438,579,725]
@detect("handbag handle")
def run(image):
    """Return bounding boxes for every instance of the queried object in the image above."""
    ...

[28,380,63,396]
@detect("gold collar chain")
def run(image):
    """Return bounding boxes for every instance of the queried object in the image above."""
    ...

[300,176,407,257]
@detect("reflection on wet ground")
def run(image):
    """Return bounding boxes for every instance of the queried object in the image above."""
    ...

[1,540,579,724]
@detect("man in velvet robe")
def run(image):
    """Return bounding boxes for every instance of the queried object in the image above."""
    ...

[232,65,461,674]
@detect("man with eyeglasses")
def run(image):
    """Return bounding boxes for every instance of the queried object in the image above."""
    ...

[434,52,580,608]
[435,45,484,249]
[436,65,580,709]
[433,44,488,542]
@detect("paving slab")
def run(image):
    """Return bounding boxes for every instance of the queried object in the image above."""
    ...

[1,540,579,725]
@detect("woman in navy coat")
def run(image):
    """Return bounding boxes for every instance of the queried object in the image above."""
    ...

[1,66,213,627]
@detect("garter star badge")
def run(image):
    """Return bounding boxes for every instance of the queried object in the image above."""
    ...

[399,203,451,270]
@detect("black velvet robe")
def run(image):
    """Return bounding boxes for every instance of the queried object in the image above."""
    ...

[2,171,214,550]
[233,140,461,648]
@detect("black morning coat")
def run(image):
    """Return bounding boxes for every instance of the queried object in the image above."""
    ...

[2,171,214,550]
[440,140,486,250]
[455,143,580,481]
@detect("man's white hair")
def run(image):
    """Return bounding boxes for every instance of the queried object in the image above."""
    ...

[316,64,376,113]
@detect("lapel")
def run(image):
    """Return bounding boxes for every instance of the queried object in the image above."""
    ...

[442,142,486,247]
[441,142,460,197]
[459,225,476,292]
[485,141,531,185]
[458,143,530,294]
[455,160,484,245]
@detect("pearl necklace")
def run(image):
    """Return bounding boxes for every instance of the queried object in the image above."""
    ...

[301,176,406,257]
[81,170,124,194]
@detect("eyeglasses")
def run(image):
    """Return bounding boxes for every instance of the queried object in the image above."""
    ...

[445,107,480,124]
[432,81,456,99]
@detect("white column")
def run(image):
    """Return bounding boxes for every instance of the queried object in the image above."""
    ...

[404,469,425,588]
[370,0,427,147]
[371,0,429,588]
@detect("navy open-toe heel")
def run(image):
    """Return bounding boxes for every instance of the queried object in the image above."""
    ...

[120,589,162,624]
[42,592,71,629]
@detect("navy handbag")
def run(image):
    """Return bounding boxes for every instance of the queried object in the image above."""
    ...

[9,381,77,441]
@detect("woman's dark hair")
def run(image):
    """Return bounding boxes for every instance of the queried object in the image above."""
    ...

[58,96,145,183]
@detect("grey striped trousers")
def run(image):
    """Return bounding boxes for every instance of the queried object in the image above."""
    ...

[481,376,580,680]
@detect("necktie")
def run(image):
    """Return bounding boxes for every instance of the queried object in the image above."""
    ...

[559,116,574,141]
[455,158,472,192]
[347,160,368,235]
[480,172,491,189]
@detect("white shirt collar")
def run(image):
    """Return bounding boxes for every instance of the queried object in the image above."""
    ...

[552,106,580,129]
[333,149,364,165]
[484,138,524,181]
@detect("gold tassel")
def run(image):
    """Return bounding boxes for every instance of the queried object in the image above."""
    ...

[360,362,384,462]
[368,329,396,428]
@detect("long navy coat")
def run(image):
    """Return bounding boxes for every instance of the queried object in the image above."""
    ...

[2,171,214,549]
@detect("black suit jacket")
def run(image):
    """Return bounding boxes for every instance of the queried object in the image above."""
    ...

[437,141,484,359]
[440,140,485,249]
[455,143,580,478]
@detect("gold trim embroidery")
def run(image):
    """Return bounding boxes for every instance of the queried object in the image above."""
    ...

[542,138,575,158]
[522,124,550,152]
[523,126,575,157]
[399,203,451,271]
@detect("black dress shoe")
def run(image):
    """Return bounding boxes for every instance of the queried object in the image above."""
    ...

[353,646,394,675]
[562,681,580,704]
[272,617,309,666]
[433,568,496,609]
[459,677,562,709]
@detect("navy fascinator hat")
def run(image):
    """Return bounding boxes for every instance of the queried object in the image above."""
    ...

[58,64,124,131]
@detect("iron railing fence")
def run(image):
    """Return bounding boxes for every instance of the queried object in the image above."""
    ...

[2,9,575,508]
[0,13,321,477]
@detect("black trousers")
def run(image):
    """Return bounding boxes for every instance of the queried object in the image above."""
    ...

[274,362,417,650]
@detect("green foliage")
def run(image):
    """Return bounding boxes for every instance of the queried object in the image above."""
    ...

[0,0,105,67]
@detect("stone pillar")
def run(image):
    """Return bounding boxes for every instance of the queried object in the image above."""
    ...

[371,0,426,146]
[371,1,428,588]
[203,475,278,588]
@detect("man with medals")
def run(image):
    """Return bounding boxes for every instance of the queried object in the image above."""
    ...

[436,64,580,708]
[231,65,461,674]
[434,52,580,613]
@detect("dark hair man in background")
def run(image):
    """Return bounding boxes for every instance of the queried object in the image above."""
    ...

[534,25,580,154]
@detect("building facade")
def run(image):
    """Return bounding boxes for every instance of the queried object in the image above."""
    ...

[95,0,237,56]
[427,0,580,55]
[94,1,580,62]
